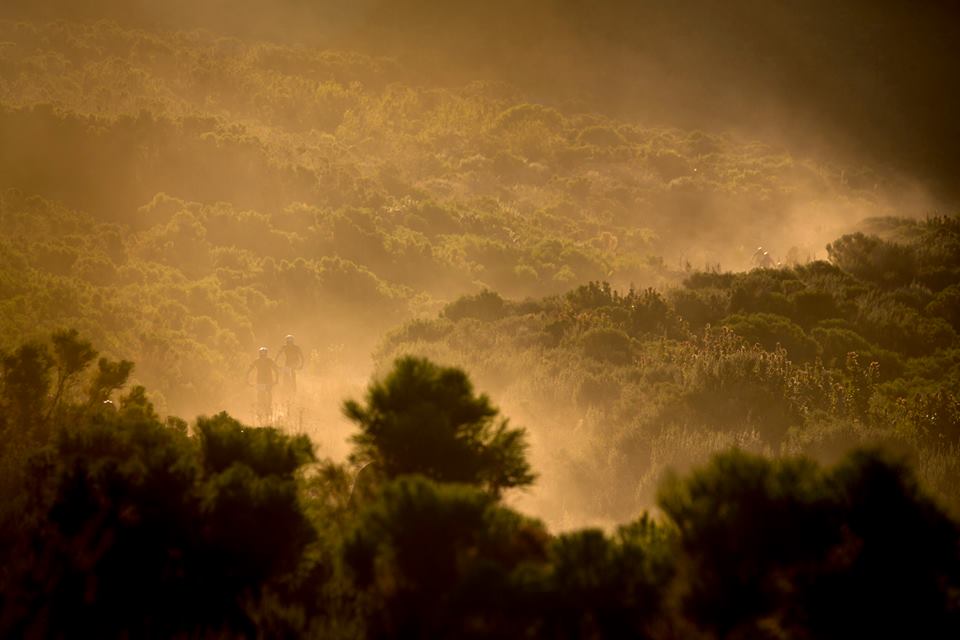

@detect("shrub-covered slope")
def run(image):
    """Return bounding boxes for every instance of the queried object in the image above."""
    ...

[379,216,960,525]
[0,19,914,419]
[1,333,957,638]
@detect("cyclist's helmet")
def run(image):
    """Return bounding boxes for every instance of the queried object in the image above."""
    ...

[259,346,269,355]
[285,334,294,344]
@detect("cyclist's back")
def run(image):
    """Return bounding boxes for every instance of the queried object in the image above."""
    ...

[278,336,304,370]
[252,357,277,385]
[277,335,304,395]
[248,347,279,386]
[248,347,278,424]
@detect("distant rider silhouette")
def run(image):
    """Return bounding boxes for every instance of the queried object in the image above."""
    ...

[247,346,279,423]
[277,334,304,394]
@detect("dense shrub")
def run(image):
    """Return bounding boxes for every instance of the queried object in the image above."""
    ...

[343,475,548,638]
[659,449,960,639]
[827,232,917,287]
[580,327,634,365]
[442,288,507,322]
[1,331,959,637]
[344,356,535,495]
[669,286,728,329]
[722,312,818,362]
[0,372,316,637]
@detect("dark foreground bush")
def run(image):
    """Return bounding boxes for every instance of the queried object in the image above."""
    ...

[1,334,958,639]
[0,375,316,637]
[659,449,960,639]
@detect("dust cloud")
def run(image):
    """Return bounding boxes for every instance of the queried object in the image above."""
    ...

[1,0,956,530]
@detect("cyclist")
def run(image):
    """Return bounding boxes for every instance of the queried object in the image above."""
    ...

[247,346,279,423]
[276,334,304,394]
[752,246,775,269]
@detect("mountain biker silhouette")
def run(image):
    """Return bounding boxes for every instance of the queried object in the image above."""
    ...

[247,346,279,424]
[276,334,304,395]
[752,246,775,269]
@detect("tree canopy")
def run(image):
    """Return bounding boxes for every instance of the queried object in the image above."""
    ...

[345,356,535,495]
[0,332,957,637]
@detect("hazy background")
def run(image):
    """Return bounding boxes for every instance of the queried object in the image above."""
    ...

[2,0,958,528]
[6,0,960,202]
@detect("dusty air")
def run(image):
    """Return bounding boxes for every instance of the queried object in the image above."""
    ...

[246,335,305,425]
[0,1,958,638]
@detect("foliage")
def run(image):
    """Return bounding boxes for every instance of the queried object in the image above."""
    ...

[659,449,960,639]
[379,216,960,522]
[343,475,548,638]
[827,232,918,287]
[442,288,507,322]
[540,516,674,638]
[722,312,818,362]
[0,10,958,636]
[0,16,917,421]
[344,356,535,496]
[0,334,318,638]
[1,332,959,637]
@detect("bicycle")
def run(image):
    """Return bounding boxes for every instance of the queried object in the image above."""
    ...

[255,382,274,426]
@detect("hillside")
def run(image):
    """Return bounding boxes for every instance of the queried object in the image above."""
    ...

[4,1,959,201]
[380,216,960,525]
[0,19,917,420]
[2,9,960,637]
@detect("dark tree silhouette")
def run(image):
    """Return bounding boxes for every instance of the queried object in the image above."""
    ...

[658,449,960,639]
[827,232,917,287]
[0,333,318,638]
[2,331,959,638]
[540,516,674,639]
[345,356,535,495]
[343,475,548,639]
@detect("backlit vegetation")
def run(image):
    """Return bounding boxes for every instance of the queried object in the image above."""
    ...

[0,19,915,419]
[1,9,959,637]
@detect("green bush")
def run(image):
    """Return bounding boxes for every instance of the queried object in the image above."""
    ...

[2,402,316,638]
[343,475,548,638]
[659,449,960,639]
[669,287,728,329]
[722,312,818,362]
[442,288,507,322]
[580,327,634,365]
[344,356,535,495]
[827,232,917,287]
[790,288,839,328]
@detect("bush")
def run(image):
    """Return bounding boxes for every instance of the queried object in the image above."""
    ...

[790,288,840,328]
[647,150,691,181]
[344,356,535,495]
[827,232,917,287]
[580,327,634,365]
[442,288,507,322]
[343,475,548,638]
[722,312,818,362]
[927,284,960,331]
[2,408,316,638]
[541,516,673,638]
[811,326,903,376]
[659,449,960,639]
[576,125,626,147]
[669,287,728,329]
